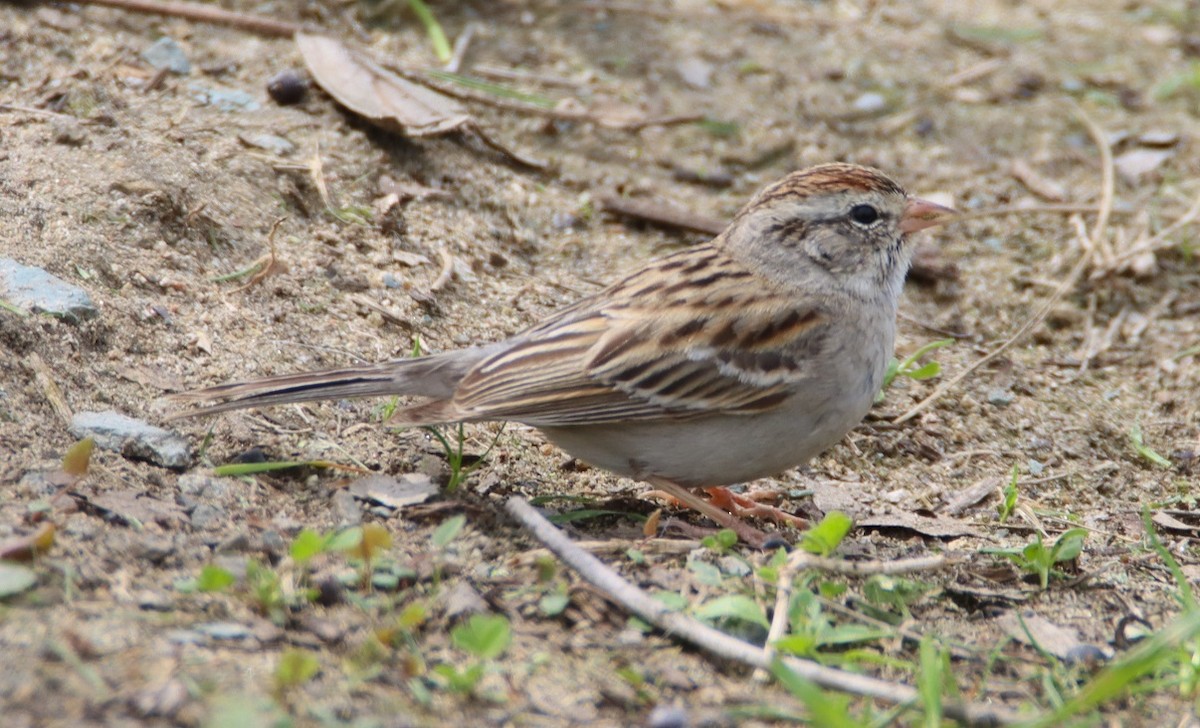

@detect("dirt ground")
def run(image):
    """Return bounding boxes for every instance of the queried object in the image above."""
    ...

[2,0,1199,725]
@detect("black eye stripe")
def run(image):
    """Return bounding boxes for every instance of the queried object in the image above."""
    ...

[848,204,880,226]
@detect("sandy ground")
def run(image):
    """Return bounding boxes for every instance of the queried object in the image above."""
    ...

[1,0,1199,724]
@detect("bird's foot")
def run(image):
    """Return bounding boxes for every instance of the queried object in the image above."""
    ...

[702,486,807,528]
[644,478,802,548]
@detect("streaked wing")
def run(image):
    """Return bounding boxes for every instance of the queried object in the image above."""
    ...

[451,245,830,426]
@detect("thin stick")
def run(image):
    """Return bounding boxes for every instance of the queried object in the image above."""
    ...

[77,0,299,36]
[429,248,455,292]
[895,105,1115,425]
[505,497,1018,726]
[1098,189,1200,271]
[952,203,1128,221]
[759,551,950,678]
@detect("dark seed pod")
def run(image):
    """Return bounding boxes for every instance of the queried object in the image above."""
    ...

[267,69,307,105]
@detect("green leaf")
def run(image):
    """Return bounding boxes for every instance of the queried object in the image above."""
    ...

[772,633,818,657]
[799,511,853,556]
[451,614,511,659]
[325,527,363,553]
[1129,424,1172,468]
[0,562,37,598]
[539,592,569,617]
[906,361,941,380]
[862,574,932,611]
[694,594,769,629]
[433,663,484,693]
[274,649,320,691]
[820,623,893,646]
[701,528,738,553]
[769,660,857,727]
[1050,528,1087,563]
[397,601,428,630]
[653,590,688,611]
[432,514,466,549]
[196,564,236,592]
[290,529,327,564]
[998,464,1019,523]
[686,560,724,587]
[917,636,944,728]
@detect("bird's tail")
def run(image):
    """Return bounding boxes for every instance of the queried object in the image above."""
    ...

[166,351,476,420]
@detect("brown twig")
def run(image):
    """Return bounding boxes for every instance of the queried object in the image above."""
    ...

[505,496,1018,726]
[429,248,456,292]
[75,0,299,36]
[402,69,702,131]
[598,194,725,235]
[895,104,1115,425]
[233,218,286,292]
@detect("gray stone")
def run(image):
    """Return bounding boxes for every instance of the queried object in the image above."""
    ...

[987,388,1015,407]
[195,622,252,640]
[238,133,295,156]
[189,503,226,530]
[676,57,713,89]
[0,258,97,321]
[142,37,190,74]
[188,82,260,112]
[332,488,361,526]
[70,410,194,470]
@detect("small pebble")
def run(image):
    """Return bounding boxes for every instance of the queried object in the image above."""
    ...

[647,704,690,728]
[987,388,1014,406]
[852,91,888,114]
[142,37,190,74]
[267,69,308,105]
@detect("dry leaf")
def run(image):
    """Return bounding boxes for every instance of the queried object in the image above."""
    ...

[295,34,544,169]
[0,523,56,562]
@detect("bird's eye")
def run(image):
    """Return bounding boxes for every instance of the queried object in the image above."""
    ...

[848,204,880,226]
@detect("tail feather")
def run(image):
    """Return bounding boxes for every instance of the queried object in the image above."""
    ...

[167,351,481,420]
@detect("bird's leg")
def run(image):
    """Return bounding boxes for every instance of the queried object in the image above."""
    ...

[643,477,770,547]
[702,487,808,528]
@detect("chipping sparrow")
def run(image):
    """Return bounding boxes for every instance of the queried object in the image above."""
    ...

[172,164,954,542]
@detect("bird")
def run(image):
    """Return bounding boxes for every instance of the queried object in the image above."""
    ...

[170,163,955,544]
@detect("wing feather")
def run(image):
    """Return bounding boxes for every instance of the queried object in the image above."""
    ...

[450,245,831,426]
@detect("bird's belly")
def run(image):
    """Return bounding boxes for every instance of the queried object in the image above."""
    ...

[539,390,873,487]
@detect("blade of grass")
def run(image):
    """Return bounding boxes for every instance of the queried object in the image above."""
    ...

[212,460,369,476]
[408,0,451,63]
[423,70,558,108]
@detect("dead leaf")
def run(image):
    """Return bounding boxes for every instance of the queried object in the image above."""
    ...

[295,34,545,169]
[998,611,1110,662]
[857,513,983,539]
[0,523,56,561]
[811,479,983,538]
[942,477,1002,515]
[1114,148,1174,183]
[1152,510,1200,534]
[348,473,437,510]
[61,438,94,477]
